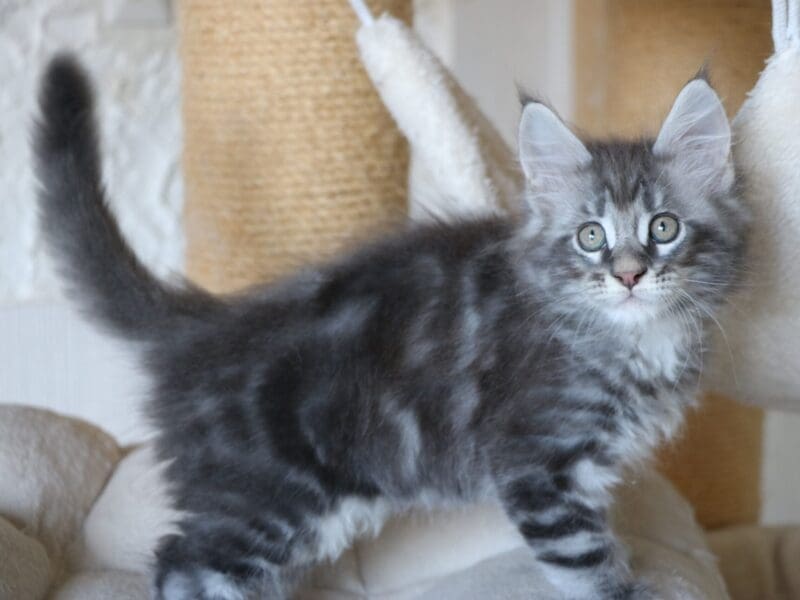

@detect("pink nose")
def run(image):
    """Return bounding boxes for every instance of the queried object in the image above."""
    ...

[614,268,647,289]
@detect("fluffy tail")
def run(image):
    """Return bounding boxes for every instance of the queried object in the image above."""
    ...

[34,55,220,341]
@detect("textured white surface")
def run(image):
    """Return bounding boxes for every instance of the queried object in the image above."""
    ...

[705,45,800,413]
[358,14,519,222]
[0,0,183,304]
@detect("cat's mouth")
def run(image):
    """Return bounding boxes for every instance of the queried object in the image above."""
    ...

[604,290,661,322]
[621,292,643,304]
[609,288,643,305]
[603,287,673,327]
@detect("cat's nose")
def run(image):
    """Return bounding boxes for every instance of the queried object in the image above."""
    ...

[614,268,647,289]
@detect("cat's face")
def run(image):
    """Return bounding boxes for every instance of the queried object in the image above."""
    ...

[518,79,747,329]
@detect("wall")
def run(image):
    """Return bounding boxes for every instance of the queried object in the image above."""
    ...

[451,0,573,141]
[0,0,180,443]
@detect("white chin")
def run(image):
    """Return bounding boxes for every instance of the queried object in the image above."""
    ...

[605,296,659,325]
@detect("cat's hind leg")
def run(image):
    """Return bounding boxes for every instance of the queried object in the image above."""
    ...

[152,492,392,600]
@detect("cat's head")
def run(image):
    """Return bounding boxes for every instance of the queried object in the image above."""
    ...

[516,77,748,329]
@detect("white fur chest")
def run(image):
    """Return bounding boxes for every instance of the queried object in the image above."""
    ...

[627,318,689,382]
[613,385,690,462]
[609,319,698,464]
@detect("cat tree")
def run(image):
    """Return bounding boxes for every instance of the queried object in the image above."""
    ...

[179,0,411,292]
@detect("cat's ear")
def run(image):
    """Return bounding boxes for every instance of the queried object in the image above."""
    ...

[653,79,732,193]
[518,102,591,191]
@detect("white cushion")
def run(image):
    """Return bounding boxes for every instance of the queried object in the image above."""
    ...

[703,6,800,413]
[75,444,181,574]
[298,470,728,599]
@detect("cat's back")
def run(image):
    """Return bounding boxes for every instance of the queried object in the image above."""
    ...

[225,215,516,332]
[155,215,518,382]
[148,214,519,494]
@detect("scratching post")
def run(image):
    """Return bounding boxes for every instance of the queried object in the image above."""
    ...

[179,0,411,292]
[575,0,772,529]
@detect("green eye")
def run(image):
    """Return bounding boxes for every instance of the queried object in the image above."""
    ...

[577,222,606,252]
[649,213,680,244]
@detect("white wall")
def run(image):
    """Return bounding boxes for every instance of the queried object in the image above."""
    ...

[2,301,150,444]
[452,0,574,139]
[416,0,574,140]
[762,411,800,524]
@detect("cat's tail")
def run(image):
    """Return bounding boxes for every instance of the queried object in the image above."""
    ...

[34,55,221,342]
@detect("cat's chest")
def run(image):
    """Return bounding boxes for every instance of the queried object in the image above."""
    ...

[623,319,690,382]
[605,321,697,457]
[613,383,689,460]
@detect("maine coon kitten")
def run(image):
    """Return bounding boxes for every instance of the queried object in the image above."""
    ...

[35,55,747,600]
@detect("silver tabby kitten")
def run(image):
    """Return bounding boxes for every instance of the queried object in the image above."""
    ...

[35,56,747,600]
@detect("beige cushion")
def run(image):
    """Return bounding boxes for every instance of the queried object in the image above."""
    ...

[708,525,800,600]
[0,405,120,583]
[0,515,51,600]
[52,571,149,600]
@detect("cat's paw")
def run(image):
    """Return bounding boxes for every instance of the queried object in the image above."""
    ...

[155,569,246,600]
[154,568,280,600]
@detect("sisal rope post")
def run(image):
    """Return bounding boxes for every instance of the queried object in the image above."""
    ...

[574,0,772,529]
[179,0,412,293]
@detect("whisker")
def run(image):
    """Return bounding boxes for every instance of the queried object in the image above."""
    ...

[675,288,737,390]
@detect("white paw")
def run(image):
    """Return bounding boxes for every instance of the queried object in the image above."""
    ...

[158,569,246,600]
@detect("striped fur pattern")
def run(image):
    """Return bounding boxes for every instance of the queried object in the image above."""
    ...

[34,57,748,600]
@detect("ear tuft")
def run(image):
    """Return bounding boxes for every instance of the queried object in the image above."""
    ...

[691,63,711,86]
[518,102,591,189]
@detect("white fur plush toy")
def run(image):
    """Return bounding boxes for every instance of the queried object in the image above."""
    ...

[349,0,523,222]
[701,0,800,411]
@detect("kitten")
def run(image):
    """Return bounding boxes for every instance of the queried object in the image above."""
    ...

[35,55,747,600]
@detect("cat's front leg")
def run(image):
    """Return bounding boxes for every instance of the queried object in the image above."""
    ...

[493,457,646,599]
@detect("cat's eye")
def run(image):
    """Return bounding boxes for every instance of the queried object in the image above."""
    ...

[649,213,680,244]
[577,222,606,252]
